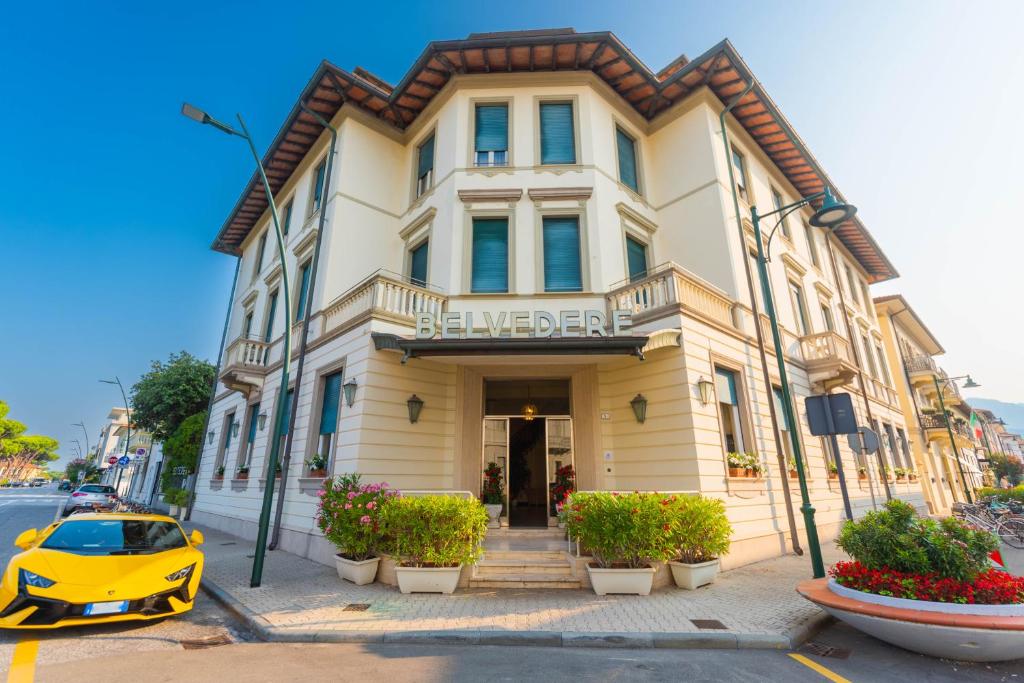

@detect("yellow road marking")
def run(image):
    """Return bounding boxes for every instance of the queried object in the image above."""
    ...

[788,653,852,683]
[6,638,39,683]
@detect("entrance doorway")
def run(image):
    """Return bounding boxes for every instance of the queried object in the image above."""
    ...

[508,418,547,527]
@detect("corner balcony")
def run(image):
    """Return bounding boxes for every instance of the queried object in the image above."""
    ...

[904,354,938,387]
[605,262,735,330]
[321,270,447,337]
[799,331,859,391]
[220,335,270,397]
[920,413,973,448]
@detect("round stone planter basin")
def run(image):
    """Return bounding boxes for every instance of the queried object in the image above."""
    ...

[797,578,1024,662]
[335,555,380,586]
[394,566,461,594]
[669,559,720,590]
[586,565,656,596]
[484,504,502,529]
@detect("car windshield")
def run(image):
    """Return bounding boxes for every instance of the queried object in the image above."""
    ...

[77,485,115,494]
[41,520,187,555]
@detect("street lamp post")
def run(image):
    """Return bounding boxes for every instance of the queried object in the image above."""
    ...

[751,187,858,579]
[71,422,90,459]
[182,103,291,588]
[933,374,979,504]
[99,377,131,493]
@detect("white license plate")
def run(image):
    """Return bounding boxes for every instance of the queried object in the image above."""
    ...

[84,600,129,615]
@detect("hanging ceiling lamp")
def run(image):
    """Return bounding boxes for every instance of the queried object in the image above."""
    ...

[521,385,538,421]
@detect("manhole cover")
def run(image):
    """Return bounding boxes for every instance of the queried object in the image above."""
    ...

[343,603,371,612]
[690,619,727,630]
[803,641,851,659]
[180,634,233,650]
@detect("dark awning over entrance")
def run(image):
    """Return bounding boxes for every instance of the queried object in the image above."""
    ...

[371,333,649,363]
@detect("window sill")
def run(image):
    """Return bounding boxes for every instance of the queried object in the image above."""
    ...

[209,478,224,491]
[725,476,766,498]
[298,477,327,496]
[229,478,249,492]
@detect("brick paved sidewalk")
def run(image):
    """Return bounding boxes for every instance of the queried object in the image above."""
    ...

[195,524,843,649]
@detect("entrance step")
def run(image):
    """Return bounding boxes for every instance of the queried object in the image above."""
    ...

[475,559,573,576]
[469,574,581,589]
[480,549,566,561]
[470,545,579,589]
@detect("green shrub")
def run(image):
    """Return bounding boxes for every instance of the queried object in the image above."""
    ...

[671,495,732,564]
[378,495,488,567]
[978,486,1024,503]
[316,474,395,561]
[164,488,189,507]
[837,500,997,582]
[564,492,677,568]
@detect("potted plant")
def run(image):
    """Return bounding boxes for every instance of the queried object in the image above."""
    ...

[787,457,799,479]
[564,491,677,595]
[274,461,282,479]
[306,453,328,478]
[317,473,394,585]
[908,469,918,481]
[798,500,1023,661]
[882,465,893,481]
[165,488,186,517]
[894,467,907,481]
[858,466,867,480]
[378,494,487,594]
[214,465,225,480]
[481,462,504,529]
[236,464,250,480]
[726,452,745,478]
[745,453,762,479]
[668,495,732,589]
[551,464,575,517]
[828,463,839,480]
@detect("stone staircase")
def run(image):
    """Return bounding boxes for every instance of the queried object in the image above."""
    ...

[470,528,580,589]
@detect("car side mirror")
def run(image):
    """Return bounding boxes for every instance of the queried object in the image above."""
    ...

[189,530,205,546]
[14,529,38,550]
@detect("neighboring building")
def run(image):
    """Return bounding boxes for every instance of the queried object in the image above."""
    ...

[92,408,129,472]
[191,29,925,571]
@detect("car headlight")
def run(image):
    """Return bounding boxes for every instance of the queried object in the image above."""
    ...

[165,564,196,582]
[19,569,56,588]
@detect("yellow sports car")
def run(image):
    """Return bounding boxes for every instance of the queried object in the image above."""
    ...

[0,513,204,629]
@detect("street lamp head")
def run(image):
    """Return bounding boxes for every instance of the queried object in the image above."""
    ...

[962,375,980,389]
[809,187,857,229]
[99,379,117,385]
[181,102,210,124]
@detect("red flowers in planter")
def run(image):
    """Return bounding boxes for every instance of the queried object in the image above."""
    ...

[830,560,1024,605]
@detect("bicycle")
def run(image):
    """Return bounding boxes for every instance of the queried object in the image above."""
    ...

[960,501,1024,550]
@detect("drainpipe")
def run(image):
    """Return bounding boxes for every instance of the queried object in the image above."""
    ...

[269,104,338,551]
[185,256,241,521]
[719,84,802,556]
[823,234,892,501]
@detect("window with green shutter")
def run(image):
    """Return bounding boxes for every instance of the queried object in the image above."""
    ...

[474,104,508,166]
[310,159,326,215]
[471,218,509,293]
[626,236,648,282]
[264,289,278,343]
[279,388,294,436]
[252,232,267,281]
[416,134,435,197]
[542,216,582,292]
[320,373,342,436]
[295,261,311,321]
[409,240,429,287]
[282,201,293,236]
[539,102,575,165]
[616,127,639,193]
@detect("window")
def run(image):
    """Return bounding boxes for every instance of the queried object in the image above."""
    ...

[539,102,576,165]
[241,402,260,469]
[715,366,747,453]
[860,281,872,314]
[542,216,582,292]
[820,301,835,332]
[615,126,639,193]
[875,342,891,385]
[252,232,267,281]
[896,427,911,468]
[884,424,899,469]
[804,223,820,268]
[788,281,810,336]
[282,201,293,236]
[415,133,435,197]
[626,235,648,282]
[243,311,254,339]
[771,188,790,239]
[872,419,890,472]
[474,104,508,167]
[269,387,294,476]
[861,333,878,379]
[772,386,794,465]
[748,249,771,311]
[470,218,509,293]
[309,159,327,215]
[295,261,311,322]
[315,372,343,470]
[264,289,278,343]
[409,240,429,287]
[844,264,860,305]
[731,146,748,202]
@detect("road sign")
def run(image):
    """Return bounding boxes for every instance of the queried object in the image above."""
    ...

[135,448,147,457]
[108,456,118,465]
[847,426,879,455]
[117,455,131,467]
[805,393,857,436]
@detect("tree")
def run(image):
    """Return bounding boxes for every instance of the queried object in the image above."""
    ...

[130,351,215,440]
[989,451,1023,487]
[160,411,206,497]
[65,458,100,484]
[0,401,59,480]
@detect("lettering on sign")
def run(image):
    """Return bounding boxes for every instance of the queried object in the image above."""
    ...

[415,309,633,340]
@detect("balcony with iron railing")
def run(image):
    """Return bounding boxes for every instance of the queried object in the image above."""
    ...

[904,353,937,386]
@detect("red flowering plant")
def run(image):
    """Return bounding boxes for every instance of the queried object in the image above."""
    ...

[481,462,504,506]
[551,465,575,517]
[832,499,1020,604]
[316,473,398,562]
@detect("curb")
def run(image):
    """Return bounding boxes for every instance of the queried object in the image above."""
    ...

[200,577,823,651]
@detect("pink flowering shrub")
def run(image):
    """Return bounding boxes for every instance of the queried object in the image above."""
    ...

[316,473,397,561]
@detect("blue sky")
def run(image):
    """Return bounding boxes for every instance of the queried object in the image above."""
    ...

[2,1,1022,467]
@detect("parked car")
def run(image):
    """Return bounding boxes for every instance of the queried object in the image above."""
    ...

[0,513,205,629]
[9,481,23,488]
[30,478,46,488]
[57,481,72,492]
[62,485,118,516]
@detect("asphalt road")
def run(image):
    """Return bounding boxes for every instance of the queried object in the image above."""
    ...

[1,485,1022,682]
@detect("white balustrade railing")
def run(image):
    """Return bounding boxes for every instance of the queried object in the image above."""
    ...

[223,336,270,369]
[606,263,734,328]
[321,271,446,335]
[800,331,854,365]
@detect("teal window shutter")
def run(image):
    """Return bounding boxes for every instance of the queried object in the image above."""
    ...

[279,389,294,436]
[715,368,738,406]
[542,216,582,292]
[475,104,508,152]
[320,373,342,435]
[282,202,292,236]
[616,127,639,192]
[540,102,575,164]
[254,233,267,276]
[312,161,326,211]
[247,402,260,444]
[772,387,790,431]
[264,290,278,342]
[295,262,311,321]
[410,241,429,287]
[471,218,509,293]
[626,236,648,282]
[224,414,234,449]
[417,134,435,179]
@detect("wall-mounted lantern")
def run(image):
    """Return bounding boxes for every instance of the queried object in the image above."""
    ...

[630,394,648,424]
[258,412,268,431]
[697,377,715,406]
[407,394,424,424]
[208,430,215,445]
[343,377,358,408]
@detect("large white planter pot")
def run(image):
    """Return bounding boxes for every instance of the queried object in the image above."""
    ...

[335,555,380,586]
[394,566,462,594]
[586,565,656,596]
[669,559,720,590]
[484,504,503,529]
[167,505,180,517]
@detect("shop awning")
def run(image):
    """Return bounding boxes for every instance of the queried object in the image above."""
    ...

[371,333,649,363]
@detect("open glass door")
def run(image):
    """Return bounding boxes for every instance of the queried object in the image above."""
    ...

[483,418,508,516]
[546,418,574,519]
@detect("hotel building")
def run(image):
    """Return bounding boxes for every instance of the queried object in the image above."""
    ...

[190,29,925,573]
